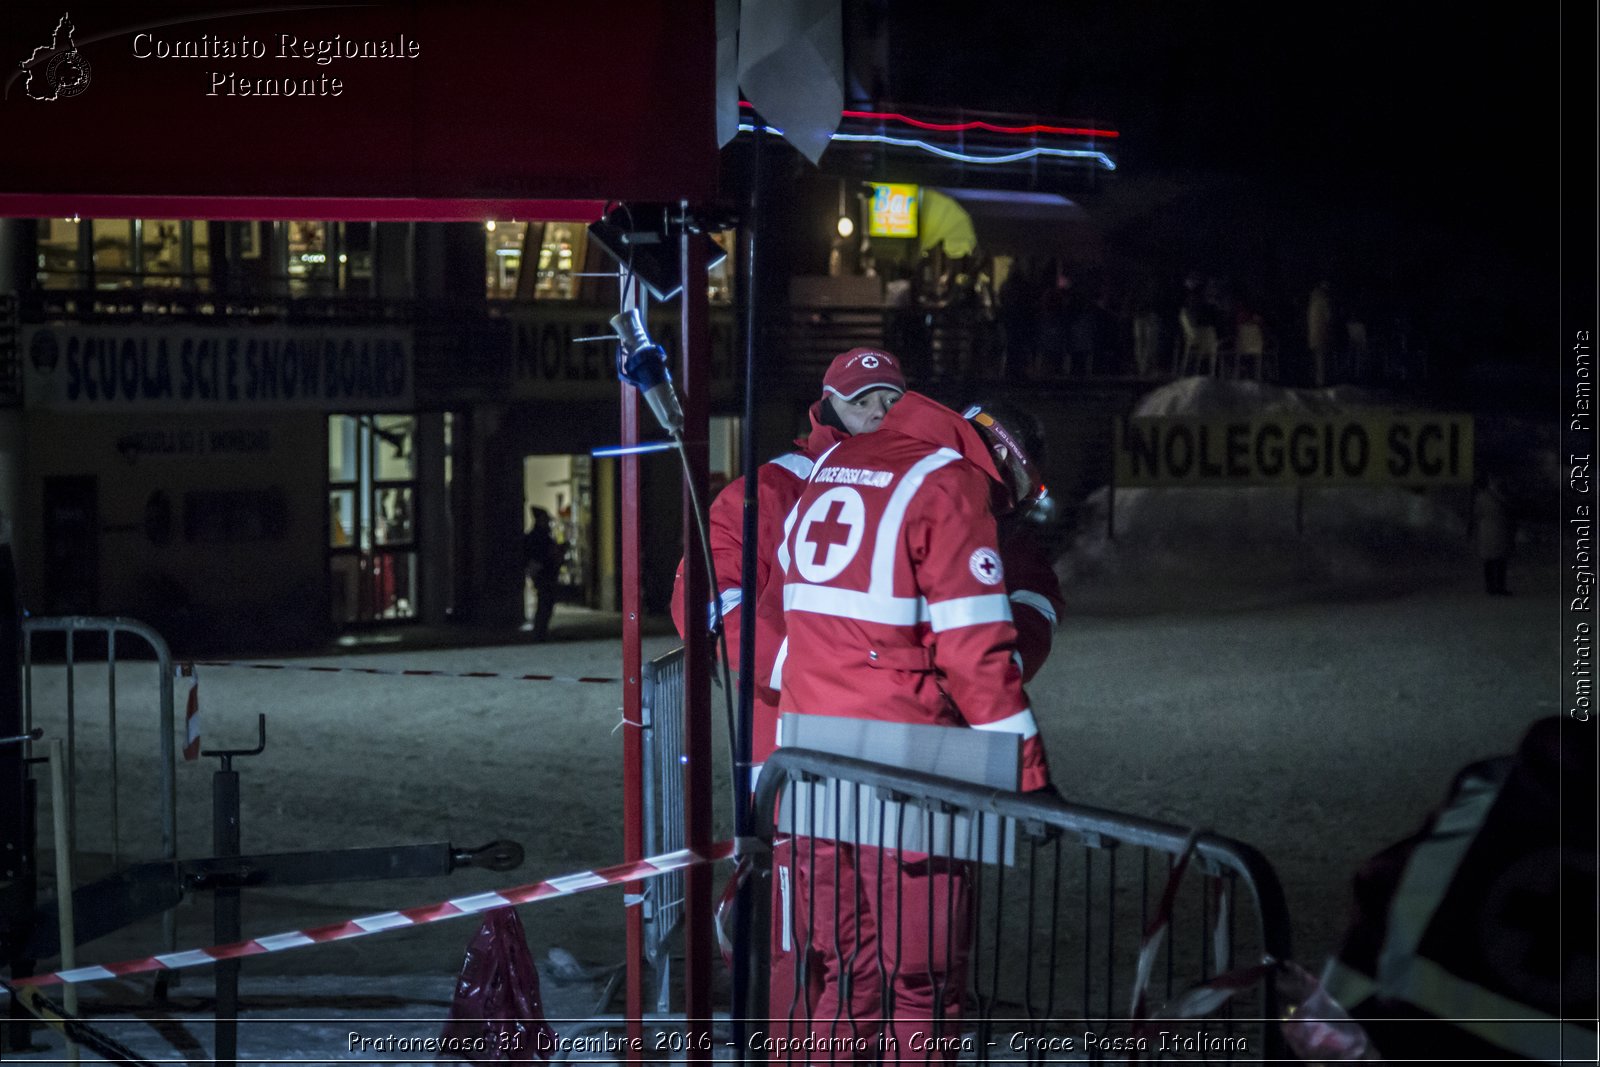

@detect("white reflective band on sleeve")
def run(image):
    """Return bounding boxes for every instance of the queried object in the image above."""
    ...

[354,912,413,933]
[748,762,764,794]
[1009,590,1058,626]
[784,582,925,626]
[971,707,1039,740]
[1012,650,1025,672]
[719,588,743,617]
[928,593,1012,632]
[769,452,815,480]
[870,447,961,596]
[778,503,799,573]
[770,637,788,691]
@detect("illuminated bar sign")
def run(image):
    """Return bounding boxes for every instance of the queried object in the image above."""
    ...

[869,183,920,238]
[1114,415,1475,486]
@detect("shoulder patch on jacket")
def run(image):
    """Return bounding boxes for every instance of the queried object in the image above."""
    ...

[768,452,815,479]
[969,547,1003,585]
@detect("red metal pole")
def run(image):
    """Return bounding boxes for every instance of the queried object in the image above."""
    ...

[619,279,646,1061]
[677,206,714,1049]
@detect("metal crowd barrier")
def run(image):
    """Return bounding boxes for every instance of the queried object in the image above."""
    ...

[21,617,178,876]
[747,748,1293,1063]
[640,646,687,1012]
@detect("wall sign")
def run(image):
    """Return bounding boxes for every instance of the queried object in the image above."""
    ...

[1114,414,1476,487]
[868,183,920,238]
[23,325,412,411]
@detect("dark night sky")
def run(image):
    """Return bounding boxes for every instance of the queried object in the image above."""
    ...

[871,1,1574,374]
[885,2,1557,186]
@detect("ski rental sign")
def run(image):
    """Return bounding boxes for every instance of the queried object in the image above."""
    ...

[1114,414,1475,487]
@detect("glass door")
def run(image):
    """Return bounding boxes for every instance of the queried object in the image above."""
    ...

[328,413,419,625]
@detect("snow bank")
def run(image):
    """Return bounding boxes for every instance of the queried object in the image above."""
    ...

[1063,377,1478,611]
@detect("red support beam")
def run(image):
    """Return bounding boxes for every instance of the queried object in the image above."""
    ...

[619,281,646,1062]
[0,195,604,223]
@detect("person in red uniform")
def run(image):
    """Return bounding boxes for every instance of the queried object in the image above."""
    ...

[962,402,1064,684]
[772,390,1054,1059]
[671,347,907,776]
[670,347,906,1025]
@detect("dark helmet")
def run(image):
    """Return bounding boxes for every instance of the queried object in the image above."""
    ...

[962,401,1046,516]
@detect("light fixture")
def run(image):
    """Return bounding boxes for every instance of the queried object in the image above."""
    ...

[837,216,855,238]
[485,220,497,232]
[587,205,728,302]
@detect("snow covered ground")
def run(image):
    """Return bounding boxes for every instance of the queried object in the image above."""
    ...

[9,382,1570,1062]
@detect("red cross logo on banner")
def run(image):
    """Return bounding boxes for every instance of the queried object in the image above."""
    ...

[795,487,865,583]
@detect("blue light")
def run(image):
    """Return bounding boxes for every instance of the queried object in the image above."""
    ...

[738,124,1116,171]
[591,441,676,458]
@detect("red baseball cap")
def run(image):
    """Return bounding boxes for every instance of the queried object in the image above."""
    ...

[822,347,906,402]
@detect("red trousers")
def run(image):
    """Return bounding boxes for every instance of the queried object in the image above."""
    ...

[769,840,971,1064]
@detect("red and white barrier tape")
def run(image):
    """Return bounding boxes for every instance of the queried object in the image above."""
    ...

[176,663,200,761]
[11,841,735,989]
[193,660,622,685]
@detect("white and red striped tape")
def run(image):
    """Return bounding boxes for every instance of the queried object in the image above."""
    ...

[11,841,734,989]
[193,660,622,685]
[177,663,200,761]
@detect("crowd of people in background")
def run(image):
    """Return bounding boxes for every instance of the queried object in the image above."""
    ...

[879,250,1427,389]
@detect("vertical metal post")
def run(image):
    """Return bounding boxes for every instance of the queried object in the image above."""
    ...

[212,758,241,1064]
[619,279,647,1064]
[0,546,38,1053]
[732,124,763,1049]
[106,630,118,868]
[47,739,78,1063]
[678,205,714,1047]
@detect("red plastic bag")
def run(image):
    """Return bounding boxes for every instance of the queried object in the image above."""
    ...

[439,907,558,1063]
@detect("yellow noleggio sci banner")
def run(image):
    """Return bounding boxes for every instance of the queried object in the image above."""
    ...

[1114,414,1474,487]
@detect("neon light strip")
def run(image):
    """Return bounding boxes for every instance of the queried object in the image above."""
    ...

[592,441,676,458]
[843,108,1118,139]
[737,124,1115,170]
[739,100,1117,139]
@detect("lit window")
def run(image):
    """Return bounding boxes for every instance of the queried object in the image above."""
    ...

[35,217,82,289]
[533,222,587,301]
[92,218,133,289]
[485,220,528,300]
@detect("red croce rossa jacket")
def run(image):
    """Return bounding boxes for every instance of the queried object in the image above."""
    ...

[775,391,1052,791]
[670,404,846,775]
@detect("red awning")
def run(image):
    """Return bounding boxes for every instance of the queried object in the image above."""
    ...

[0,1,716,217]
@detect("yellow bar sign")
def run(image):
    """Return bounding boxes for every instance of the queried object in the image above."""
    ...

[868,183,919,238]
[1114,414,1475,487]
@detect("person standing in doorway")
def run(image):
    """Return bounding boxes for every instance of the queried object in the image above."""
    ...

[522,506,565,640]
